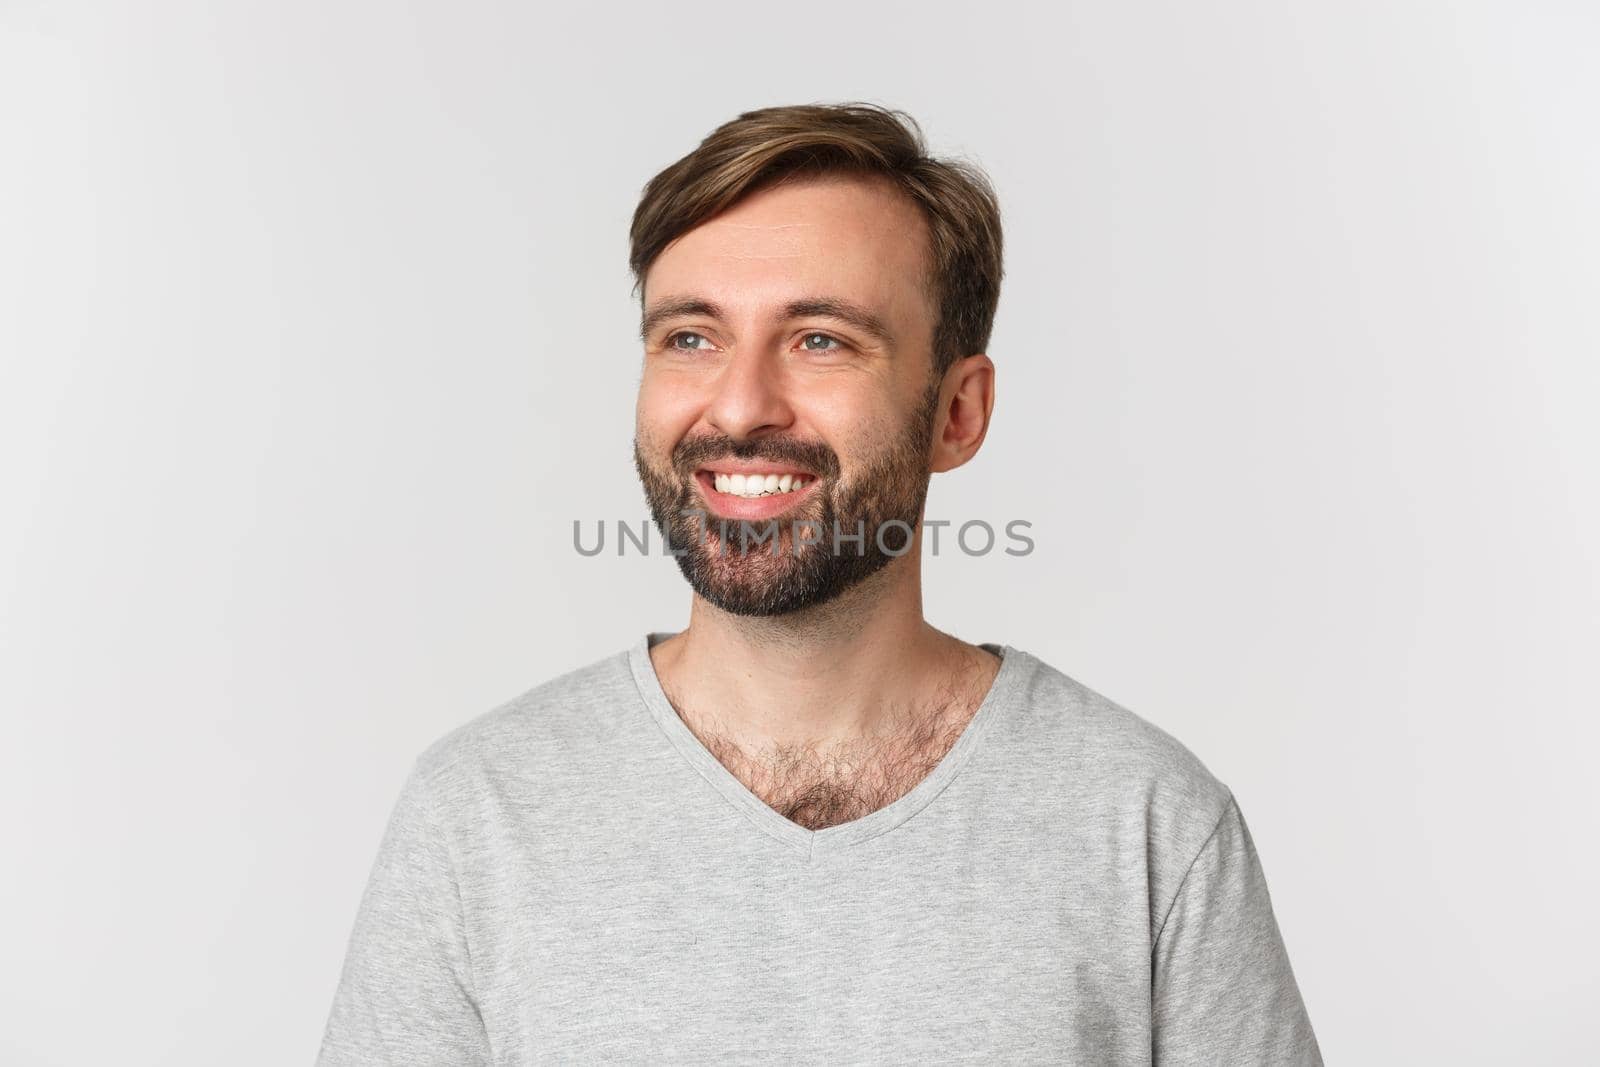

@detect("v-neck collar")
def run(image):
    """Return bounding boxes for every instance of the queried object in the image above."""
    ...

[625,631,1032,859]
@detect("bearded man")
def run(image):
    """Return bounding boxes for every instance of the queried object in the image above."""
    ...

[319,102,1323,1065]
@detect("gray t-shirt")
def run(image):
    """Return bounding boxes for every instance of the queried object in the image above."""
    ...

[317,634,1322,1064]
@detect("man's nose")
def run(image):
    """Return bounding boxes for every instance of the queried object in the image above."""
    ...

[703,349,794,440]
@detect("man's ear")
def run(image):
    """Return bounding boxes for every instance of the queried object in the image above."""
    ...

[930,354,995,474]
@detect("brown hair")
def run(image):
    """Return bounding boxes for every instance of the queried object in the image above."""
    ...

[628,102,1004,379]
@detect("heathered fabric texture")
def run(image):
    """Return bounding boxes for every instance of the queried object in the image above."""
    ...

[318,634,1322,1064]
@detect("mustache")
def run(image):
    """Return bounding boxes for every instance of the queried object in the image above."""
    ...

[671,433,841,480]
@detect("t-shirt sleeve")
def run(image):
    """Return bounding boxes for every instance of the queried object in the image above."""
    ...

[1151,793,1323,1066]
[316,759,492,1065]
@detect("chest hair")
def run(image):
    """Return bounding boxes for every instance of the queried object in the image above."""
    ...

[663,660,991,831]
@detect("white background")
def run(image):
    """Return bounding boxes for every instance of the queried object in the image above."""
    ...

[3,2,1596,1062]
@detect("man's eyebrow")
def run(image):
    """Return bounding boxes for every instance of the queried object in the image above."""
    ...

[640,297,723,343]
[781,298,896,345]
[639,296,896,346]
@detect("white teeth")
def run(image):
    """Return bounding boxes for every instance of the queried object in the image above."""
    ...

[710,471,813,498]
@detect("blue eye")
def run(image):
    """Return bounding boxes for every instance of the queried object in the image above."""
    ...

[801,333,843,351]
[668,331,711,351]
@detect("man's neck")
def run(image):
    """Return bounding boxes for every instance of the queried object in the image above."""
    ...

[648,562,999,754]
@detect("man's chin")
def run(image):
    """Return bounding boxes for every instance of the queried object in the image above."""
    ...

[689,582,847,618]
[675,541,897,618]
[676,554,823,618]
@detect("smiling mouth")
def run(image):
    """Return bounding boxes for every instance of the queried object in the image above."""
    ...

[688,465,825,518]
[697,467,815,499]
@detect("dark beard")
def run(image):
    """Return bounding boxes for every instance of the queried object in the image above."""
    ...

[633,381,940,617]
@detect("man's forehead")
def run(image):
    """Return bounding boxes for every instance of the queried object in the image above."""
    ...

[669,218,818,260]
[641,178,934,336]
[659,176,923,261]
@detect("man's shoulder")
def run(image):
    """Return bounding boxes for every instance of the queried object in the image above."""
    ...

[1004,647,1235,825]
[1001,648,1249,937]
[409,642,642,785]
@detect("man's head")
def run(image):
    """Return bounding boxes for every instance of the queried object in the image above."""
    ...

[629,103,1003,617]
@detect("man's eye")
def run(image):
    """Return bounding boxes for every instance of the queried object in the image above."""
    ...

[667,331,713,351]
[801,333,843,351]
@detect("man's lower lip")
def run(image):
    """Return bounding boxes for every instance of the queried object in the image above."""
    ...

[691,470,817,519]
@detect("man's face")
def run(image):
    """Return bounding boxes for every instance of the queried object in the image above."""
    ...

[632,173,943,617]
